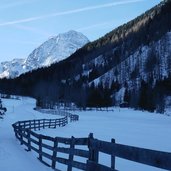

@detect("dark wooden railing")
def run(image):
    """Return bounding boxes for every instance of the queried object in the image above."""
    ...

[88,135,171,171]
[37,109,79,122]
[12,118,171,171]
[12,117,88,171]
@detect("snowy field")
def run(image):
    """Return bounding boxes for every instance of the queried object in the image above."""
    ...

[0,97,171,171]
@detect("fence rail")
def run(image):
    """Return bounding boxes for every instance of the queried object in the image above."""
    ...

[12,116,171,171]
[12,121,89,171]
[89,137,171,171]
[37,109,79,122]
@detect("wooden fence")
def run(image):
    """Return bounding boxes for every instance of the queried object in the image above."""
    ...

[88,134,171,171]
[37,109,79,122]
[12,118,171,171]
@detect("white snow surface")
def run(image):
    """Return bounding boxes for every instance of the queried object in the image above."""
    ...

[0,30,89,78]
[0,58,25,79]
[0,97,61,171]
[25,30,89,70]
[0,97,171,171]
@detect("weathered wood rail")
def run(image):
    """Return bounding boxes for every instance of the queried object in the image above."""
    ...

[37,109,79,122]
[12,117,171,171]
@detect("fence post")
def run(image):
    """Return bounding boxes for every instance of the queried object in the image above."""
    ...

[64,116,67,126]
[111,138,115,170]
[88,133,99,163]
[14,128,17,138]
[38,136,43,161]
[54,119,57,128]
[52,137,58,169]
[88,133,93,161]
[12,124,17,138]
[34,120,36,131]
[18,124,23,145]
[59,119,61,127]
[49,119,51,128]
[29,120,31,129]
[24,122,26,133]
[43,119,45,129]
[27,129,31,151]
[38,120,40,130]
[67,136,75,171]
[62,118,64,127]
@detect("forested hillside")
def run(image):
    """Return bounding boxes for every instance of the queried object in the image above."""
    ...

[0,0,171,113]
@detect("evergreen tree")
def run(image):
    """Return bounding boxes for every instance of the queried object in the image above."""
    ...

[124,88,130,105]
[139,80,155,112]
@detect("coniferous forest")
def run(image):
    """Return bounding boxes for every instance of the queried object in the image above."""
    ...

[0,0,171,113]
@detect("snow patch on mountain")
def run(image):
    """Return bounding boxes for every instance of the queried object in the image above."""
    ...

[0,30,89,78]
[24,30,89,70]
[0,59,25,79]
[89,31,171,89]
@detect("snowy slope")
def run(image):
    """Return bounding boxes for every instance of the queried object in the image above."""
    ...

[39,109,171,171]
[0,97,171,171]
[0,97,62,171]
[0,59,25,79]
[87,31,171,89]
[0,30,89,78]
[25,30,89,70]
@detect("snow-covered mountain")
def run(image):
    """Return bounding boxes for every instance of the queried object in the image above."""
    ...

[0,59,25,79]
[24,30,89,70]
[1,97,171,171]
[88,32,171,88]
[1,0,171,113]
[0,30,89,78]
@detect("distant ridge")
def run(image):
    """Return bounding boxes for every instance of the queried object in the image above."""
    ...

[0,0,171,113]
[0,30,89,78]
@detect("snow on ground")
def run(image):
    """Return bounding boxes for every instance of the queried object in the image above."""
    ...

[0,97,61,171]
[38,109,171,171]
[0,97,171,171]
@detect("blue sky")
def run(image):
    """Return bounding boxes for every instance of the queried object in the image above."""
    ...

[0,0,161,62]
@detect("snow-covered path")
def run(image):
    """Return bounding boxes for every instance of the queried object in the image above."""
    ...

[0,97,171,171]
[38,109,171,171]
[0,97,59,171]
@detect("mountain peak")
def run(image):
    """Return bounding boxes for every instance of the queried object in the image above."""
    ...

[0,30,89,78]
[59,30,84,36]
[25,30,89,69]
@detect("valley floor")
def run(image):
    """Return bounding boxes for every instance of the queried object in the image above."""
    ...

[0,97,171,171]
